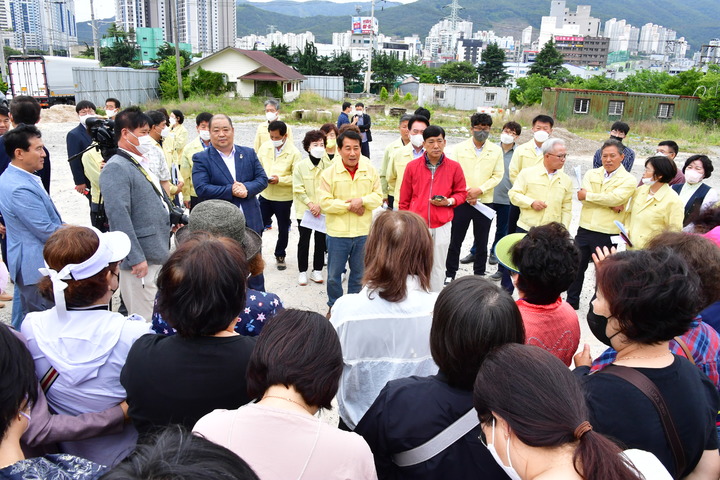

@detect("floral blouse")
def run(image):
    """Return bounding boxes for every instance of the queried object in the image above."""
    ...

[0,454,104,480]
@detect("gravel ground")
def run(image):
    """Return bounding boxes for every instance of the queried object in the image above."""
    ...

[4,110,719,371]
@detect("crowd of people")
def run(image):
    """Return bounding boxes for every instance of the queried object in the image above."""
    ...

[0,93,718,479]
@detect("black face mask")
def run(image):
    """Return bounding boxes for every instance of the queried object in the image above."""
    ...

[586,296,623,347]
[609,135,624,143]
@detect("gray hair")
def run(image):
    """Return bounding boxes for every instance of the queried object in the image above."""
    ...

[264,99,280,110]
[399,114,413,124]
[209,114,233,129]
[542,137,565,155]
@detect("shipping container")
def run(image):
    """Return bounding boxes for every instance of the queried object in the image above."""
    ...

[8,56,100,107]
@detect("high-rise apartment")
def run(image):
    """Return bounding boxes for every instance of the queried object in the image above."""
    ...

[3,0,76,53]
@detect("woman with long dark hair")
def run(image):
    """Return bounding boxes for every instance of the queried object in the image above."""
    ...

[474,344,671,480]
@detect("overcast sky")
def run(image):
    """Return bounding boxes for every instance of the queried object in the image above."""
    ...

[74,0,416,22]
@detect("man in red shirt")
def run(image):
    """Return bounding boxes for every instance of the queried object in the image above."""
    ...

[399,125,467,291]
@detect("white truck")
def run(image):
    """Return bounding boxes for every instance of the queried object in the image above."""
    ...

[8,55,100,107]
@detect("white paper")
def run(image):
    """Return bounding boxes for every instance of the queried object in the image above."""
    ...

[300,210,327,233]
[574,166,583,188]
[472,202,496,220]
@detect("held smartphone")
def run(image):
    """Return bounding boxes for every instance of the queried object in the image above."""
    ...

[432,195,446,201]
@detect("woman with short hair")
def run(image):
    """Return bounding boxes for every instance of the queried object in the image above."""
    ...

[625,155,683,249]
[672,154,718,227]
[320,123,339,160]
[330,210,439,431]
[21,226,150,466]
[474,344,670,480]
[355,276,524,480]
[121,233,255,438]
[194,309,377,480]
[575,249,720,478]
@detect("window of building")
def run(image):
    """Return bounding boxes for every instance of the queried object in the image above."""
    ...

[485,92,496,102]
[435,90,445,100]
[657,103,675,119]
[574,98,590,114]
[608,100,624,116]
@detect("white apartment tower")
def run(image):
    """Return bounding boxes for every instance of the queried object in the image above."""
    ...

[3,0,77,52]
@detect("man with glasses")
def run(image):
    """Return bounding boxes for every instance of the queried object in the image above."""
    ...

[508,138,572,233]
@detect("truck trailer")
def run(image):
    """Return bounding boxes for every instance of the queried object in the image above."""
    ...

[8,55,100,107]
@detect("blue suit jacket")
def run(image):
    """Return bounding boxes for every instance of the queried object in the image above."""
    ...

[66,123,93,185]
[192,145,268,233]
[0,136,51,193]
[0,165,62,284]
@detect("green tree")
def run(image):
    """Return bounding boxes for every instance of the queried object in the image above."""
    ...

[510,74,557,106]
[327,52,364,90]
[189,67,228,97]
[100,25,138,67]
[419,71,438,83]
[392,89,401,102]
[372,52,406,90]
[476,43,509,87]
[618,70,672,94]
[562,74,621,91]
[379,86,389,100]
[662,69,703,96]
[265,43,293,65]
[152,42,192,68]
[437,61,477,83]
[697,65,720,123]
[528,40,565,80]
[158,56,189,100]
[295,42,329,75]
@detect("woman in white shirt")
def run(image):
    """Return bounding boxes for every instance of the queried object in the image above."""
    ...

[673,154,718,228]
[330,210,439,430]
[21,226,152,466]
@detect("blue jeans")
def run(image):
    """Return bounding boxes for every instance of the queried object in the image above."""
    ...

[326,235,366,307]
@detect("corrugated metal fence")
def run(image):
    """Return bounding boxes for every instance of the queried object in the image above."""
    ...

[72,67,159,107]
[301,76,344,101]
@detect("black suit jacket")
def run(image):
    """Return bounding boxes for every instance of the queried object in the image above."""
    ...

[357,113,372,142]
[66,123,93,186]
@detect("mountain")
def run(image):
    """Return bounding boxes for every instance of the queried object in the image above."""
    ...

[235,0,719,52]
[244,0,403,18]
[76,18,115,45]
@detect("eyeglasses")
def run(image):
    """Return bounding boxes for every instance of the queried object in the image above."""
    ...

[547,153,568,159]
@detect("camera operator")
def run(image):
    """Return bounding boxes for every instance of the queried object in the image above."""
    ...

[100,108,181,321]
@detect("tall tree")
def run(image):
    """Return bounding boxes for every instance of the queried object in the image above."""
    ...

[100,25,138,67]
[295,42,329,75]
[476,43,509,87]
[152,42,193,68]
[371,51,406,90]
[437,61,477,84]
[327,52,364,90]
[528,40,565,80]
[265,43,293,65]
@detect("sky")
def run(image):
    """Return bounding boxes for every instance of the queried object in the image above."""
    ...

[73,0,417,22]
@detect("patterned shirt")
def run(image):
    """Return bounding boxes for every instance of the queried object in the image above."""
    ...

[152,289,283,337]
[0,454,104,480]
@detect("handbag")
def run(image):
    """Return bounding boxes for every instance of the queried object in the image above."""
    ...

[601,364,686,479]
[92,194,109,231]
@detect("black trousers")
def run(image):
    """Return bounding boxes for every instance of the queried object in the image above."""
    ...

[259,197,292,258]
[361,141,370,159]
[566,227,615,305]
[446,202,492,277]
[297,219,326,272]
[500,225,527,293]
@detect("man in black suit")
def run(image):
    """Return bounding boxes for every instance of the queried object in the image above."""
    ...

[66,100,96,207]
[354,102,372,159]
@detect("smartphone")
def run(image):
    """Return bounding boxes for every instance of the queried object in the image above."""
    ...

[613,220,633,248]
[432,195,445,201]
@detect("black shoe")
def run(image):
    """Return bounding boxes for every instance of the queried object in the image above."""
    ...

[276,256,287,270]
[460,253,475,264]
[568,300,580,310]
[444,276,454,286]
[488,253,498,265]
[490,271,502,281]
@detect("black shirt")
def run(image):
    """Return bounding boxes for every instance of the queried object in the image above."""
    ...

[121,333,256,438]
[355,373,508,480]
[577,355,719,477]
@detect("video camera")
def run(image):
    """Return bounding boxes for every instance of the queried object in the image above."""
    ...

[86,117,117,161]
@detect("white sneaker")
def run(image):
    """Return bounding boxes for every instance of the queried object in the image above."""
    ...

[310,270,324,283]
[444,276,453,286]
[298,272,308,286]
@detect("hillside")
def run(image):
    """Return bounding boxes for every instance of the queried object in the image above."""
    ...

[244,0,403,18]
[76,18,114,45]
[236,0,719,52]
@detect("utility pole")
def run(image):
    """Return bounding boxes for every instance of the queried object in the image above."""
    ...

[45,1,55,55]
[90,0,100,60]
[171,0,184,100]
[362,0,375,93]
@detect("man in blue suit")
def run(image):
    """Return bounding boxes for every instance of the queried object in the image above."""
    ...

[192,114,268,289]
[0,125,63,326]
[66,100,96,207]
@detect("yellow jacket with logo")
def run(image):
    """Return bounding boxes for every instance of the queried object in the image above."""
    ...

[509,163,573,230]
[451,139,504,204]
[381,137,406,197]
[508,139,544,183]
[579,166,637,234]
[82,145,104,204]
[257,140,302,201]
[387,143,424,200]
[319,158,383,237]
[626,183,683,249]
[180,136,209,198]
[293,156,333,220]
[253,122,294,153]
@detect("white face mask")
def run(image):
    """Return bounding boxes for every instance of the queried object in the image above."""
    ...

[641,177,656,186]
[129,132,154,155]
[160,126,171,138]
[272,139,284,148]
[79,114,94,126]
[266,111,278,122]
[533,130,550,143]
[198,130,211,141]
[684,169,703,184]
[655,151,667,157]
[356,110,363,115]
[485,419,522,480]
[310,146,326,159]
[105,109,117,117]
[169,117,176,127]
[410,134,425,148]
[500,133,515,145]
